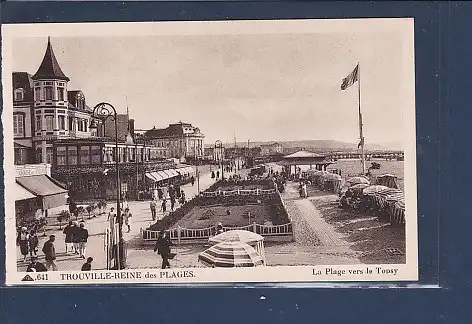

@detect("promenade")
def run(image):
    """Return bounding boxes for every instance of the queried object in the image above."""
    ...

[17,166,217,271]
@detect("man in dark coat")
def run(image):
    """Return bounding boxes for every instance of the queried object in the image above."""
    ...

[63,221,75,253]
[153,231,173,269]
[26,256,47,272]
[77,223,89,259]
[42,235,57,271]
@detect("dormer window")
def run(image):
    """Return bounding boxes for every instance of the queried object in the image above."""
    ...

[14,88,24,102]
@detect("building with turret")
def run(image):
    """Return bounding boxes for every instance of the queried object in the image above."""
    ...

[12,38,194,201]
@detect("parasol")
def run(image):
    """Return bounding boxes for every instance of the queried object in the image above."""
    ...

[198,241,264,268]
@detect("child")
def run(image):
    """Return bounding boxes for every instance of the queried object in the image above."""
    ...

[81,257,93,271]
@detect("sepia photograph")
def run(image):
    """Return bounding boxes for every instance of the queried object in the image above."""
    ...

[2,19,417,284]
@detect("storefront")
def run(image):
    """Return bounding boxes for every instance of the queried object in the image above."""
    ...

[14,164,68,225]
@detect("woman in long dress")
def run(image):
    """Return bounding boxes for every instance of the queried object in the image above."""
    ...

[17,227,30,261]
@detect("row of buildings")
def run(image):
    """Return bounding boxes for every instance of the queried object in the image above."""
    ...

[12,38,205,220]
[11,37,287,225]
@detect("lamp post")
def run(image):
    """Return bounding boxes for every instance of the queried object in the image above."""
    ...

[91,102,126,270]
[215,140,224,180]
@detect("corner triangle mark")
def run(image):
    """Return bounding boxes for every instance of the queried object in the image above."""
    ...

[21,274,35,281]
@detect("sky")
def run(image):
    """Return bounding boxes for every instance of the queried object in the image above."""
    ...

[11,24,411,146]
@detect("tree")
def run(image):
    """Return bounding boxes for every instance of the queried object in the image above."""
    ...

[57,210,70,230]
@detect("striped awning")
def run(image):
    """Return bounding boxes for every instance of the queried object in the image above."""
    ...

[157,171,170,180]
[167,169,179,177]
[145,173,157,181]
[198,241,264,268]
[146,172,165,182]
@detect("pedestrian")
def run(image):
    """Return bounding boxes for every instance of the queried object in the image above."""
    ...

[216,170,220,180]
[71,221,81,254]
[28,229,39,257]
[161,199,167,215]
[69,199,77,220]
[63,220,75,253]
[77,223,89,259]
[170,196,176,212]
[42,235,57,271]
[26,256,47,272]
[123,207,132,233]
[211,171,215,179]
[180,190,186,204]
[153,230,174,269]
[107,207,115,221]
[150,198,157,221]
[120,199,129,212]
[190,176,195,186]
[302,182,308,198]
[81,257,93,271]
[16,227,29,262]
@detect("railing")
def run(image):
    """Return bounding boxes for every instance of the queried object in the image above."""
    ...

[201,189,276,197]
[142,222,293,243]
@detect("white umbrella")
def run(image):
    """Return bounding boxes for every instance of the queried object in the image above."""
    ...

[209,230,263,245]
[198,241,264,268]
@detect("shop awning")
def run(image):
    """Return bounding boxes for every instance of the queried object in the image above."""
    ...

[161,170,174,178]
[176,167,188,175]
[167,169,179,177]
[14,183,37,201]
[157,171,170,180]
[145,173,157,181]
[16,175,68,209]
[146,172,165,182]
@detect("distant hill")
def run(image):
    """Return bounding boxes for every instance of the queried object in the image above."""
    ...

[209,140,402,152]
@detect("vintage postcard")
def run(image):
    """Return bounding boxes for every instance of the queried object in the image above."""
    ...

[2,19,417,285]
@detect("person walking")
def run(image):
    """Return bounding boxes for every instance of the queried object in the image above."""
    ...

[150,198,157,221]
[211,171,215,180]
[71,222,81,255]
[107,207,116,222]
[42,235,57,271]
[26,256,47,272]
[170,196,176,212]
[153,231,174,269]
[216,170,220,180]
[81,257,93,271]
[63,221,75,253]
[16,227,30,262]
[123,207,132,233]
[161,199,167,216]
[28,229,39,257]
[190,176,195,186]
[302,182,308,199]
[77,223,89,259]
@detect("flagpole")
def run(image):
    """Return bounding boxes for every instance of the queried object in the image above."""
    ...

[358,63,366,175]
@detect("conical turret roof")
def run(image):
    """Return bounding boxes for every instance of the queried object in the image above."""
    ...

[32,37,70,81]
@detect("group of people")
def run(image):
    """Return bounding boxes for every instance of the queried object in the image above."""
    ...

[149,184,186,221]
[18,225,92,273]
[16,227,39,262]
[62,221,89,258]
[107,202,133,233]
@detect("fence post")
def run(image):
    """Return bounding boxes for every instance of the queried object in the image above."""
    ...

[252,222,257,233]
[177,225,181,244]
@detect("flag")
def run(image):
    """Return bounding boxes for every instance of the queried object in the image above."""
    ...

[358,137,364,149]
[341,64,359,90]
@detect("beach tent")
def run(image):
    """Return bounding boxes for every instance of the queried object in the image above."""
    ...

[375,174,399,189]
[198,241,264,268]
[392,200,406,224]
[347,176,370,185]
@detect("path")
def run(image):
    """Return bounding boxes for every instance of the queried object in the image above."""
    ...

[16,166,217,271]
